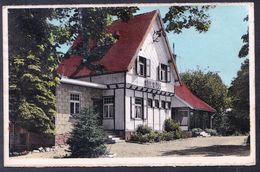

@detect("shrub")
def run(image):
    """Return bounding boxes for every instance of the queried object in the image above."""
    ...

[205,128,218,136]
[164,119,180,132]
[67,108,107,158]
[136,125,152,135]
[162,131,175,141]
[191,128,203,137]
[154,131,163,142]
[174,130,182,139]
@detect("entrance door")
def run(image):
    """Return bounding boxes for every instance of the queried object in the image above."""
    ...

[92,98,103,125]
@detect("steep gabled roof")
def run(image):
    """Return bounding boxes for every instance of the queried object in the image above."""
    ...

[57,10,180,81]
[57,10,158,77]
[175,82,217,113]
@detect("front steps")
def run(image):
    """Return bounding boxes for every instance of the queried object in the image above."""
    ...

[105,130,124,144]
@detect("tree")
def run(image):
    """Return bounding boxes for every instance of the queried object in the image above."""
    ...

[67,108,107,158]
[163,6,213,34]
[227,16,249,134]
[180,69,230,131]
[8,9,61,134]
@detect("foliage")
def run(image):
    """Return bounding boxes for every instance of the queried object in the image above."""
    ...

[205,128,218,136]
[164,118,180,133]
[163,6,214,34]
[180,69,230,132]
[8,9,61,134]
[238,16,249,58]
[228,59,249,134]
[223,16,249,135]
[67,108,107,158]
[136,124,152,135]
[132,124,182,143]
[191,128,203,137]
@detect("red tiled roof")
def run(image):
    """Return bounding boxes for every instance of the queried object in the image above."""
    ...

[57,10,158,77]
[175,83,216,113]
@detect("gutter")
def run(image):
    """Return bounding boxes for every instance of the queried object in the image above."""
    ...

[60,77,107,89]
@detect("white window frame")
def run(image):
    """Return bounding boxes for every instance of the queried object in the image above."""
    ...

[103,96,114,119]
[135,97,143,119]
[70,93,80,115]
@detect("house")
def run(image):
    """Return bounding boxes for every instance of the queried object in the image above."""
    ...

[9,10,216,150]
[54,10,216,145]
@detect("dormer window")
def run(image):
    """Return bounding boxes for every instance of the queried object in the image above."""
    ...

[136,56,151,77]
[158,63,171,82]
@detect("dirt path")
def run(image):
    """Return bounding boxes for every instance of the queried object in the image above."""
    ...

[11,136,249,158]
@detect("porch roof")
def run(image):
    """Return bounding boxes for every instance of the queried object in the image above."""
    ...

[175,83,217,113]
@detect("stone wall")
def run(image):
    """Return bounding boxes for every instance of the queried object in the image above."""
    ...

[55,83,102,145]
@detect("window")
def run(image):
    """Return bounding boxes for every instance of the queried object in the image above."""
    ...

[166,102,171,109]
[161,101,166,109]
[158,63,171,82]
[70,93,80,115]
[135,98,143,118]
[103,96,114,118]
[178,110,189,126]
[136,56,151,77]
[147,98,153,108]
[154,99,159,108]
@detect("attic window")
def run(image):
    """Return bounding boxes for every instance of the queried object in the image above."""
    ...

[136,56,151,77]
[158,63,171,82]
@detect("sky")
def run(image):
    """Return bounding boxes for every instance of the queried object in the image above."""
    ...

[58,5,248,86]
[136,5,248,86]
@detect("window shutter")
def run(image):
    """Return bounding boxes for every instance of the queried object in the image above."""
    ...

[130,97,135,119]
[167,65,171,82]
[143,99,147,120]
[146,59,151,77]
[136,56,140,75]
[157,64,161,81]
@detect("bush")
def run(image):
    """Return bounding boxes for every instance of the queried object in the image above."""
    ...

[164,119,180,132]
[162,131,175,141]
[191,128,203,137]
[205,128,218,136]
[67,108,107,158]
[136,125,152,135]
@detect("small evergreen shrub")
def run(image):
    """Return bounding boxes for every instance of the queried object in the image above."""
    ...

[67,108,107,158]
[164,119,180,132]
[136,125,152,135]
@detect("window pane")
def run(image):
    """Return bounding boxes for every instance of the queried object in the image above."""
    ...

[148,99,152,107]
[135,98,142,105]
[104,97,114,104]
[104,105,108,118]
[135,106,142,118]
[75,103,80,114]
[70,102,74,114]
[109,105,114,118]
[155,100,159,108]
[70,94,79,101]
